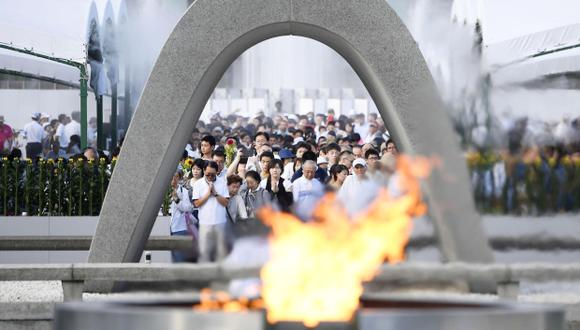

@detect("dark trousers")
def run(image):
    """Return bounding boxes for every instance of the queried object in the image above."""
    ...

[171,230,192,263]
[25,142,43,160]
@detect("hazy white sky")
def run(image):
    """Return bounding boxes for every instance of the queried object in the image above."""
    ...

[484,0,580,44]
[2,0,580,60]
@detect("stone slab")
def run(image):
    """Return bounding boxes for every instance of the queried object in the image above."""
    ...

[0,302,54,320]
[0,264,72,281]
[90,0,493,292]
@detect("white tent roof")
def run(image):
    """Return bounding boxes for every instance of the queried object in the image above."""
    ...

[451,0,580,85]
[486,23,580,68]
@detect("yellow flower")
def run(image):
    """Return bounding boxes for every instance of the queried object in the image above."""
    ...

[47,158,54,164]
[534,157,542,167]
[112,156,118,162]
[548,157,557,168]
[99,158,106,164]
[68,158,74,163]
[562,155,572,167]
[465,152,480,166]
[57,157,64,163]
[2,157,7,161]
[185,158,194,167]
[26,158,32,164]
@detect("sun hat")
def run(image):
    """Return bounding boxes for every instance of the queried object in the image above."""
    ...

[353,158,367,168]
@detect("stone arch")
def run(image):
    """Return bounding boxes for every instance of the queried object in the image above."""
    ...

[89,0,493,269]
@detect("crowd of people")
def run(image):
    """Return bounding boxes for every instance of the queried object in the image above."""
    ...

[168,110,402,263]
[0,112,102,162]
[2,108,579,262]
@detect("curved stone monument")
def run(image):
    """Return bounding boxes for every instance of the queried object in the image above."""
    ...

[89,0,494,288]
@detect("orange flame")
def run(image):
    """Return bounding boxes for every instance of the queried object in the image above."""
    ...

[258,155,431,327]
[193,288,264,312]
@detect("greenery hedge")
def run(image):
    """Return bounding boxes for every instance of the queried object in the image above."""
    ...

[467,152,580,214]
[0,153,578,216]
[0,157,172,216]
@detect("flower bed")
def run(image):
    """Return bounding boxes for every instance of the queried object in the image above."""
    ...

[0,153,578,216]
[0,157,173,216]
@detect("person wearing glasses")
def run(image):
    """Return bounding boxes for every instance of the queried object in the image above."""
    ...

[364,148,381,181]
[338,158,380,216]
[192,161,230,262]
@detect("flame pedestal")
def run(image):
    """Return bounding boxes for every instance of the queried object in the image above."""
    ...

[54,297,564,330]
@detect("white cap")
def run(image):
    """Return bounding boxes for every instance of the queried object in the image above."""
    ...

[293,136,304,144]
[353,158,367,168]
[317,156,328,165]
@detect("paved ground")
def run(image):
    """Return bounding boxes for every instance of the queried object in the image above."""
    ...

[2,215,580,305]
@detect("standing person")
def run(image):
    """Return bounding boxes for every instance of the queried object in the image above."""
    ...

[317,157,329,173]
[364,122,381,144]
[291,151,328,183]
[212,149,227,180]
[23,113,45,159]
[225,174,248,248]
[192,161,230,262]
[242,170,271,217]
[87,117,98,149]
[64,115,76,143]
[279,148,296,181]
[185,130,202,159]
[45,142,67,160]
[339,150,355,172]
[365,148,381,179]
[246,132,270,172]
[189,158,205,223]
[200,135,216,161]
[55,114,69,150]
[261,159,293,212]
[258,151,274,180]
[327,164,349,191]
[354,114,369,139]
[67,135,82,157]
[292,160,324,220]
[226,174,248,224]
[384,138,398,156]
[170,171,195,262]
[338,158,379,215]
[325,142,341,168]
[0,115,13,153]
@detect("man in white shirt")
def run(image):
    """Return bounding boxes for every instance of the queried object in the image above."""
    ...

[55,114,69,149]
[364,122,381,144]
[64,111,81,147]
[354,113,369,139]
[192,161,230,262]
[87,117,97,149]
[338,158,380,216]
[292,160,324,221]
[23,112,45,159]
[213,150,227,180]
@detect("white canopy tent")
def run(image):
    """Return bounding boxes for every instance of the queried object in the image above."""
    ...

[448,0,580,122]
